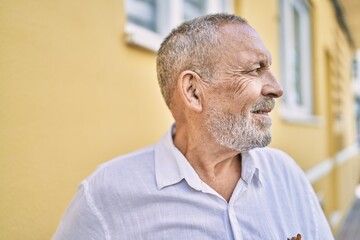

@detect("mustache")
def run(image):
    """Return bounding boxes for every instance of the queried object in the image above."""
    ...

[250,99,275,112]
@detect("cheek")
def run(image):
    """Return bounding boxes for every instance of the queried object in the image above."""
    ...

[232,81,262,113]
[204,80,262,114]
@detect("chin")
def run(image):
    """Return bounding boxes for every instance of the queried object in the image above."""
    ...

[240,133,272,152]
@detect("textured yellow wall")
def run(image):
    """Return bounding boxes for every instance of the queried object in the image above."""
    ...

[0,0,172,239]
[1,0,359,239]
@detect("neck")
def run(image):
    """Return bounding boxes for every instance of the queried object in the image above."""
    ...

[173,123,242,201]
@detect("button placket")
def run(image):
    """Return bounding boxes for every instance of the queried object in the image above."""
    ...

[227,179,247,240]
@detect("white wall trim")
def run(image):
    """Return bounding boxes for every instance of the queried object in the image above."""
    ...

[329,210,343,228]
[306,159,334,184]
[305,143,360,183]
[125,23,162,52]
[335,143,360,166]
[279,108,324,126]
[124,0,233,52]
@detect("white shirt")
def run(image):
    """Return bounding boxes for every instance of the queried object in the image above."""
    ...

[53,127,334,240]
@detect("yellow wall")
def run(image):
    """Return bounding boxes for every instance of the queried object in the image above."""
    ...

[0,0,173,239]
[311,1,359,233]
[1,0,359,239]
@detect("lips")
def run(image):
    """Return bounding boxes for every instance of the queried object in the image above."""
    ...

[252,109,271,114]
[250,99,275,114]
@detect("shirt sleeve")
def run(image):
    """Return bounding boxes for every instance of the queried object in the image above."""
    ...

[284,151,335,240]
[309,187,335,240]
[52,181,108,240]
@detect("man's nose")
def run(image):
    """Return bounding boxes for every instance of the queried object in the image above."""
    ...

[261,71,284,98]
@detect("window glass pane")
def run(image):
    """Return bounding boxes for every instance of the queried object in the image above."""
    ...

[293,6,303,105]
[280,0,313,115]
[126,0,157,32]
[124,0,231,51]
[183,0,207,21]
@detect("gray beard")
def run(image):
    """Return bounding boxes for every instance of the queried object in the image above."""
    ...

[205,109,272,152]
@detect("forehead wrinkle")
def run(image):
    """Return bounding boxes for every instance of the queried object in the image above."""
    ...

[221,50,272,74]
[222,31,271,64]
[243,48,272,66]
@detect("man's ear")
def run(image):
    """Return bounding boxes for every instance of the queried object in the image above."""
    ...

[177,70,203,112]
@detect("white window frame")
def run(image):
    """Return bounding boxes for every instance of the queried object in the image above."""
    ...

[280,0,315,122]
[125,0,233,52]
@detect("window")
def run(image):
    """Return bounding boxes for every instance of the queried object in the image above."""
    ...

[280,0,313,120]
[125,0,232,51]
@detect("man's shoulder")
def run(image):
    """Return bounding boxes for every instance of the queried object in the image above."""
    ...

[97,145,156,173]
[83,145,157,194]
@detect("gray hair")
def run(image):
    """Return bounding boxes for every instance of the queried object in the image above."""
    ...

[156,13,247,108]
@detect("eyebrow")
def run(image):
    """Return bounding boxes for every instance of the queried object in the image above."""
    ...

[251,49,272,66]
[223,48,273,76]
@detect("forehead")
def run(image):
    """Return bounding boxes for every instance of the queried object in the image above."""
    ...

[218,24,272,64]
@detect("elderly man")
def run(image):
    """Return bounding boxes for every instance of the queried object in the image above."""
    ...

[53,14,334,240]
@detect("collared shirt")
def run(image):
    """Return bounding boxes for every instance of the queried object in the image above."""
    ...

[53,127,334,240]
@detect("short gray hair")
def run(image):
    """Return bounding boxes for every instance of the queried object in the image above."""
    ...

[157,13,247,108]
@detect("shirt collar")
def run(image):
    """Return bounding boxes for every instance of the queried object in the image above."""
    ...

[241,151,263,187]
[155,125,263,190]
[155,125,203,191]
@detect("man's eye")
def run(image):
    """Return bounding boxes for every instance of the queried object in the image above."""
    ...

[248,68,261,74]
